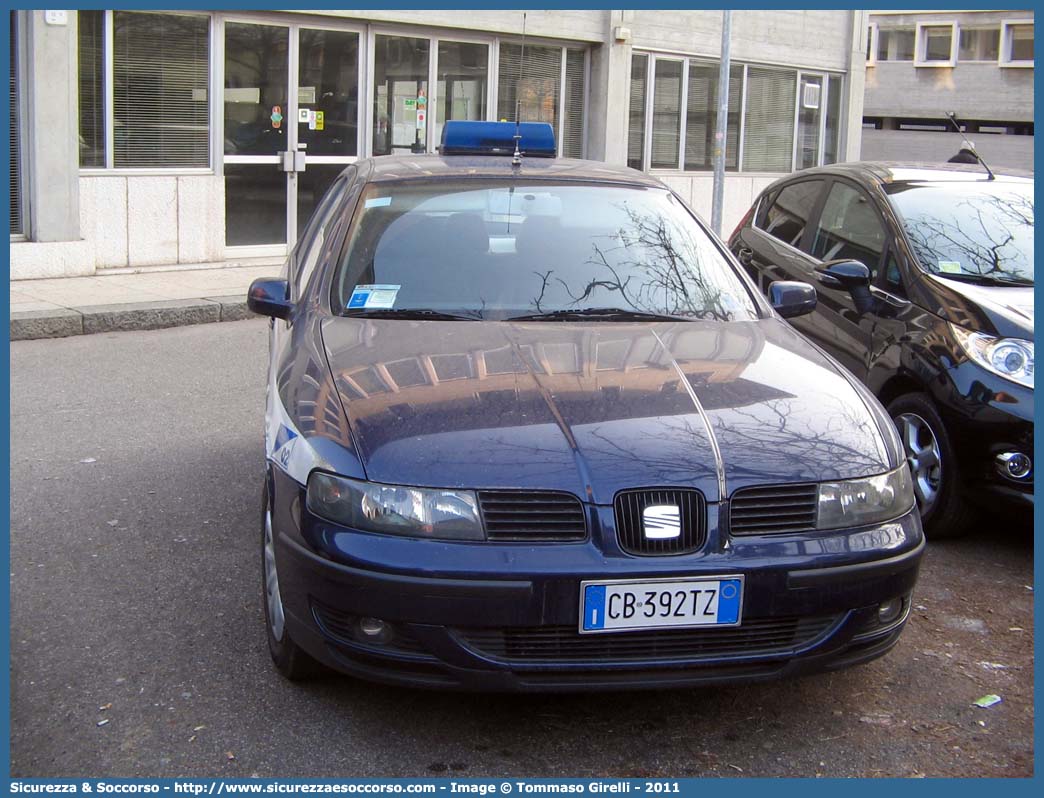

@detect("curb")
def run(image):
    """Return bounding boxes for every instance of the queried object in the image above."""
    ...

[10,295,256,341]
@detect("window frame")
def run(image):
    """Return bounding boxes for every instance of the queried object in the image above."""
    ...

[876,27,916,62]
[866,23,878,67]
[809,176,892,280]
[78,9,216,174]
[914,21,958,68]
[1000,20,1034,68]
[10,9,29,240]
[632,52,842,175]
[957,26,1001,63]
[493,37,589,159]
[751,177,829,255]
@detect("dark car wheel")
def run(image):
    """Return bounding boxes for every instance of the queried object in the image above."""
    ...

[887,392,972,539]
[261,481,324,680]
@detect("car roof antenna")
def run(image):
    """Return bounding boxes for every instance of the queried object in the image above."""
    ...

[945,111,995,180]
[512,12,527,168]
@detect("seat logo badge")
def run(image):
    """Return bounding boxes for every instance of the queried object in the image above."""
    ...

[642,505,681,539]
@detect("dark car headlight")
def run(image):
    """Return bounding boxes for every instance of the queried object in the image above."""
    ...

[951,323,1034,389]
[306,472,484,541]
[817,465,915,530]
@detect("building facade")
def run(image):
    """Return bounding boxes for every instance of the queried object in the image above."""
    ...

[863,9,1034,169]
[9,8,867,280]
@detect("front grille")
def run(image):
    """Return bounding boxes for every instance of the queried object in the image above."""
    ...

[478,490,587,541]
[614,489,705,555]
[311,601,428,656]
[458,615,838,663]
[730,483,818,534]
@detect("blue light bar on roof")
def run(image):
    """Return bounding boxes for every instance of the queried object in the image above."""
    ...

[440,120,556,158]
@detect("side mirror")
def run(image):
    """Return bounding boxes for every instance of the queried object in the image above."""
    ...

[247,278,293,320]
[814,259,875,315]
[768,280,817,319]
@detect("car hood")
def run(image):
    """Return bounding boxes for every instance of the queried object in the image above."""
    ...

[320,318,891,503]
[924,275,1034,339]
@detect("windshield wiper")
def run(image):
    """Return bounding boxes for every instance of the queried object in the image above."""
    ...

[506,307,694,322]
[342,308,481,321]
[932,271,1033,287]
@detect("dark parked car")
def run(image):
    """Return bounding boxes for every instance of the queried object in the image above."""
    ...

[247,122,922,691]
[729,163,1033,538]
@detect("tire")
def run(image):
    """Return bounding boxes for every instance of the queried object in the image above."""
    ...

[887,392,972,539]
[261,481,325,680]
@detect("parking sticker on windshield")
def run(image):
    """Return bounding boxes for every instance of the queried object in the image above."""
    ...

[938,261,962,274]
[364,196,392,208]
[348,284,400,309]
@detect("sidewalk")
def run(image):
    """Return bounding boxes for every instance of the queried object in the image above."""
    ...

[9,259,283,340]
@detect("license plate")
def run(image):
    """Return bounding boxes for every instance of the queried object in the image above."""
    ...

[579,576,743,634]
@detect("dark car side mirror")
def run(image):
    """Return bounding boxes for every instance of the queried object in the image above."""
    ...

[768,280,818,319]
[814,259,875,315]
[247,278,293,320]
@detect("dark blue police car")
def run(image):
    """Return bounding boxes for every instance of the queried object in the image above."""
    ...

[247,121,923,690]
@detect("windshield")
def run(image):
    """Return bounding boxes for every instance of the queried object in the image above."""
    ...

[332,181,760,321]
[886,180,1034,285]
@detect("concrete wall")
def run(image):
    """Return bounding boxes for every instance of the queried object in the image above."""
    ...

[10,175,224,280]
[866,10,1034,123]
[860,127,1034,172]
[865,62,1034,123]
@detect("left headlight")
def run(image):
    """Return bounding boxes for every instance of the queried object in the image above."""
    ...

[306,472,484,541]
[950,323,1034,389]
[817,465,915,530]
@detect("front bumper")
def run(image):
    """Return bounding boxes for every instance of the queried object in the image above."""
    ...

[271,470,925,691]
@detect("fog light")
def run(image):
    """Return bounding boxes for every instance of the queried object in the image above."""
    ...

[878,597,904,625]
[356,617,392,645]
[996,452,1032,480]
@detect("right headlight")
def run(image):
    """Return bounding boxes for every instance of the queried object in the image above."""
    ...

[817,465,915,530]
[950,323,1034,389]
[306,472,484,541]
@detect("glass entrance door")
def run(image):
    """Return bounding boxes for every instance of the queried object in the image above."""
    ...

[372,33,490,156]
[223,20,360,251]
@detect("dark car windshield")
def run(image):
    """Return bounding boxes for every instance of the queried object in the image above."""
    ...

[885,180,1034,285]
[331,180,760,321]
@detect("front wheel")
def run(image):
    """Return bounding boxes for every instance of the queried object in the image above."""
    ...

[887,392,971,539]
[261,481,325,680]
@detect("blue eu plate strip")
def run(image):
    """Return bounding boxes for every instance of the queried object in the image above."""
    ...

[583,585,606,630]
[716,579,742,624]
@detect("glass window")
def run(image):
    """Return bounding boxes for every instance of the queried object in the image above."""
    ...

[497,43,562,141]
[959,28,1000,61]
[742,67,796,172]
[10,10,21,234]
[77,10,105,168]
[811,182,886,276]
[332,181,759,322]
[919,25,955,63]
[887,181,1034,284]
[435,41,488,146]
[1007,24,1034,62]
[562,48,585,158]
[112,12,210,168]
[373,34,429,156]
[224,22,289,157]
[823,75,842,165]
[877,28,915,61]
[759,180,822,249]
[684,62,742,171]
[627,54,647,170]
[298,29,359,156]
[650,59,682,169]
[884,252,905,295]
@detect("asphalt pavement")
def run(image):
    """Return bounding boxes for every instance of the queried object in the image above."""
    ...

[9,320,1035,778]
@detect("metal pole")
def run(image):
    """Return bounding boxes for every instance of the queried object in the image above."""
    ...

[711,10,731,237]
